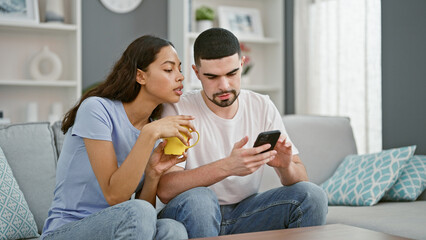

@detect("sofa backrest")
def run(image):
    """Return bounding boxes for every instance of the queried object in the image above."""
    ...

[52,121,65,157]
[259,115,358,192]
[0,122,57,233]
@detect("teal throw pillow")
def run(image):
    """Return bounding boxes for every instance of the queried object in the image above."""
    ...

[382,155,426,201]
[0,147,39,239]
[320,146,416,206]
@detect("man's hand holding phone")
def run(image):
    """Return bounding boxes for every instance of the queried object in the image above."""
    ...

[266,134,293,169]
[252,130,294,169]
[223,135,277,177]
[253,130,281,153]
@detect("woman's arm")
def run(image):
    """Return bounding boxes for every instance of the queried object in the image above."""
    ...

[84,115,195,206]
[84,131,157,206]
[136,141,185,206]
[137,174,159,206]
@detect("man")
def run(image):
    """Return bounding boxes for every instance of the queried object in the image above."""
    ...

[157,28,327,238]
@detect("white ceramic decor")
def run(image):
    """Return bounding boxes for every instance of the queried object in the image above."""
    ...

[26,102,38,122]
[100,0,143,13]
[29,46,63,81]
[48,102,64,123]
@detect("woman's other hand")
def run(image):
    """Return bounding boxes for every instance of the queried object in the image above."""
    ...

[145,141,186,178]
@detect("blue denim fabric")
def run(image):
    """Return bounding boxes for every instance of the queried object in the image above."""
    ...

[156,218,188,240]
[42,200,187,240]
[159,182,328,238]
[219,182,328,235]
[158,187,221,238]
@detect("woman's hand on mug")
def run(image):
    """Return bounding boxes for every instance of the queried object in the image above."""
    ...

[143,115,196,145]
[146,141,187,177]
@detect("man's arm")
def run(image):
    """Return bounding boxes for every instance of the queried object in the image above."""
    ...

[157,160,228,204]
[268,136,309,185]
[157,136,277,203]
[267,133,308,185]
[274,155,308,185]
[260,96,308,185]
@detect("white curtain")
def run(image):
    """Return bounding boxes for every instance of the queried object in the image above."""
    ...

[294,0,382,154]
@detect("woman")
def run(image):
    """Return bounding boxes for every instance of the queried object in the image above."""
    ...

[41,35,192,240]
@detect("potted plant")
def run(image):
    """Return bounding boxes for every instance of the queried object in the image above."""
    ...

[195,6,215,32]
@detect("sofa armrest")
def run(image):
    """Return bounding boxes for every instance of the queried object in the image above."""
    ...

[282,115,358,185]
[259,115,358,191]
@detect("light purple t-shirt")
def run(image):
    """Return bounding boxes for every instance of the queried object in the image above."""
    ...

[42,97,143,237]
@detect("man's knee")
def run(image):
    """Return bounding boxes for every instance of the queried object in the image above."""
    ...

[290,182,328,224]
[298,182,327,209]
[160,187,220,221]
[156,219,188,239]
[121,200,157,226]
[160,187,221,238]
[112,200,157,237]
[176,187,219,210]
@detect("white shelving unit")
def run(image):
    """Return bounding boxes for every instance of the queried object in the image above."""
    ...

[168,0,284,113]
[0,0,81,123]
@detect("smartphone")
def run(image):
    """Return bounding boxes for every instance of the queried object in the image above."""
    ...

[253,130,281,153]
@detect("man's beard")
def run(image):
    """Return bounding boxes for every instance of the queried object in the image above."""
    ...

[205,89,240,107]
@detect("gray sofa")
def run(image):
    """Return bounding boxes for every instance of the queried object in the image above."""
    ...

[0,122,59,240]
[260,115,426,240]
[0,115,425,239]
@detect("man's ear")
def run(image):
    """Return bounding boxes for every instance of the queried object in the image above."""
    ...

[241,56,246,67]
[136,69,146,85]
[192,64,200,80]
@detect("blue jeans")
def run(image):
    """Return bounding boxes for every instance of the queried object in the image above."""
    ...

[158,182,328,238]
[42,200,188,240]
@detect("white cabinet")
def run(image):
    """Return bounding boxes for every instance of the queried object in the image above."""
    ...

[168,0,284,113]
[0,0,81,123]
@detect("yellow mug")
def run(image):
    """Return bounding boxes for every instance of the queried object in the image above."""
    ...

[164,127,200,155]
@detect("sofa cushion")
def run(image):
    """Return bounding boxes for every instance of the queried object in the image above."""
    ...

[0,123,57,233]
[382,155,426,201]
[0,146,39,239]
[327,201,426,240]
[321,146,416,206]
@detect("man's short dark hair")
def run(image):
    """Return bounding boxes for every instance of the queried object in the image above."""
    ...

[193,28,241,66]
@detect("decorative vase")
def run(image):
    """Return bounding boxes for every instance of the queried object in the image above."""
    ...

[45,0,65,23]
[197,20,213,33]
[30,46,63,81]
[26,102,38,122]
[48,102,64,123]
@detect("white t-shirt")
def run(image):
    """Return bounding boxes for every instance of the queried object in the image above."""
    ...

[162,90,298,205]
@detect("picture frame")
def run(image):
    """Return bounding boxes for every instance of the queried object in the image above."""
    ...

[0,0,40,24]
[218,6,264,39]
